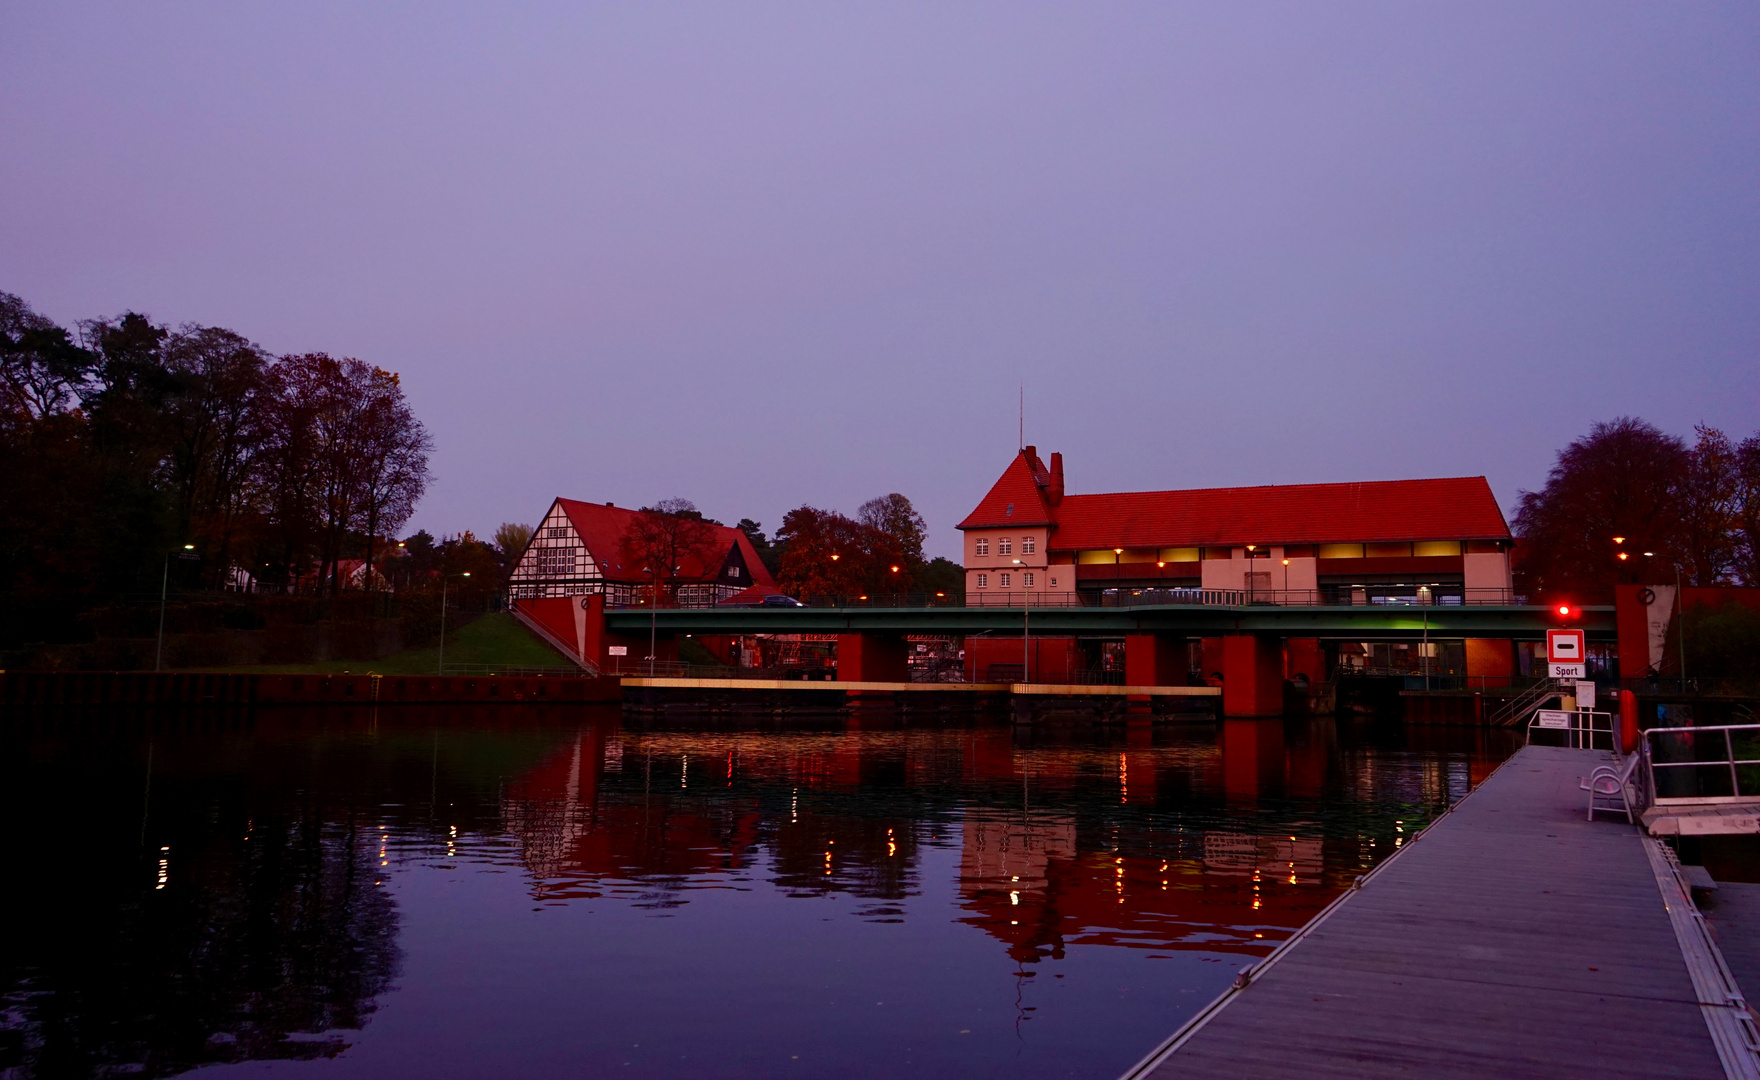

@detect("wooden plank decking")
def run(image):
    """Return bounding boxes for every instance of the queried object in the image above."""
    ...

[1130,744,1741,1080]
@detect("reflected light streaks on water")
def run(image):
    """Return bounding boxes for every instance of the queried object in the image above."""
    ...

[0,708,1514,1080]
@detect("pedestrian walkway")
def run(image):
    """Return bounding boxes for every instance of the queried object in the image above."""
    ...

[1126,744,1757,1080]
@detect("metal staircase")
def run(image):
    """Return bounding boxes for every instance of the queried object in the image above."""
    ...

[1488,678,1561,727]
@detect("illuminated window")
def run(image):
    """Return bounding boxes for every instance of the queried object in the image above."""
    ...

[999,538,1013,555]
[1024,572,1035,587]
[975,537,989,557]
[1022,537,1036,555]
[976,573,988,588]
[1000,573,1012,587]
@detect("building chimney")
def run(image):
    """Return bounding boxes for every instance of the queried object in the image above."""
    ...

[1048,452,1064,506]
[1023,444,1036,462]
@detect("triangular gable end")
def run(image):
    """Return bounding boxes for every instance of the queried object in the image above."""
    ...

[957,449,1056,530]
[507,499,601,596]
[718,540,754,589]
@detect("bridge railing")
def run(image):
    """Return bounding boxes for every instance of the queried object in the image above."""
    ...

[603,587,1528,611]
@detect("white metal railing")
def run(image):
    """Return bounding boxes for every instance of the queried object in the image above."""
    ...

[1644,724,1760,807]
[1527,708,1615,751]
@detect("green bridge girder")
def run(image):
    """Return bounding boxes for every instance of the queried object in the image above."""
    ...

[604,604,1616,641]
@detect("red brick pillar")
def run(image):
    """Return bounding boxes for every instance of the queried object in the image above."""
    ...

[1125,634,1187,686]
[1222,634,1283,717]
[1286,638,1325,686]
[837,634,909,683]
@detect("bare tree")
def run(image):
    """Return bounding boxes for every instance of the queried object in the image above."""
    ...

[1678,425,1742,586]
[620,498,718,605]
[1513,417,1688,600]
[0,292,91,418]
[161,326,270,583]
[858,493,927,565]
[494,522,534,570]
[1735,434,1760,587]
[352,368,432,592]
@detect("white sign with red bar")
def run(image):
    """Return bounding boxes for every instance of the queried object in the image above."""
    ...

[1546,629,1585,663]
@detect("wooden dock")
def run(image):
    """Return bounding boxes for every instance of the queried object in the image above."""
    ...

[1126,744,1760,1080]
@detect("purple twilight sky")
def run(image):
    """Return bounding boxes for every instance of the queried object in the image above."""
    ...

[5,2,1758,558]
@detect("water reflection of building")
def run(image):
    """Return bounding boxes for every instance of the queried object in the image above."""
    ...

[489,722,1478,966]
[961,810,1077,894]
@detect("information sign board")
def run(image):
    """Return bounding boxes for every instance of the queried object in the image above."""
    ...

[1534,710,1572,729]
[1574,679,1596,710]
[607,645,628,656]
[1546,629,1585,663]
[1549,662,1586,679]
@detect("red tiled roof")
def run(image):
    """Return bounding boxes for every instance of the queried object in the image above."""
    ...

[956,449,1056,529]
[555,499,776,586]
[1047,477,1510,549]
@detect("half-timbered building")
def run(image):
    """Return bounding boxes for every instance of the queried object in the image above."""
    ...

[506,498,775,606]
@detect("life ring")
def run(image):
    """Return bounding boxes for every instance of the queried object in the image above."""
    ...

[1637,587,1656,606]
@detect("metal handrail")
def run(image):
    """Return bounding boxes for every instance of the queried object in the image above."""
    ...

[1489,679,1563,727]
[1643,724,1760,806]
[1527,708,1615,751]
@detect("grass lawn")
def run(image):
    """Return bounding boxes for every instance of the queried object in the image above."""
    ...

[204,613,574,675]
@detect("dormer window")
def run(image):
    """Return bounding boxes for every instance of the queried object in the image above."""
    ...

[975,538,990,557]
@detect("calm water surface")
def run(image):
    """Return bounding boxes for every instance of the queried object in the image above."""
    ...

[0,707,1516,1079]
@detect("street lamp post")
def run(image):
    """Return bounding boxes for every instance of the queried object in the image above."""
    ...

[438,572,471,675]
[155,544,196,673]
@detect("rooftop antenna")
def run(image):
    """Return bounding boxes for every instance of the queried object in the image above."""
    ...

[1018,381,1024,451]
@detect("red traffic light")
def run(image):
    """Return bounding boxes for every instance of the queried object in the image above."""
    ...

[1552,602,1579,621]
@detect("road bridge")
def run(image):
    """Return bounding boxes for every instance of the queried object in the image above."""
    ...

[603,602,1614,640]
[518,597,1613,718]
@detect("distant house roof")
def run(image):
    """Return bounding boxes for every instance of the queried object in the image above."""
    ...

[959,454,1511,548]
[553,499,777,586]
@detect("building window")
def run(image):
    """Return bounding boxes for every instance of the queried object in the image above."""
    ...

[1049,577,1057,588]
[1000,573,1012,587]
[975,537,989,557]
[999,538,1013,555]
[976,573,988,588]
[1022,537,1035,555]
[545,526,568,538]
[1024,572,1035,588]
